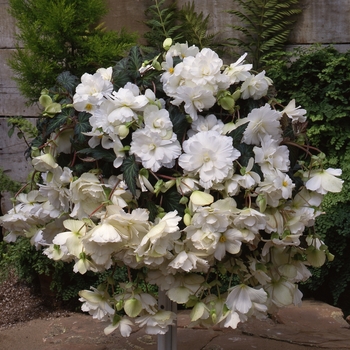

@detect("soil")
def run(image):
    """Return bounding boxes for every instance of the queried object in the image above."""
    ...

[0,270,72,330]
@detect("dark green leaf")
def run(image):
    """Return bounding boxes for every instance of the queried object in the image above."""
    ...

[161,187,184,217]
[227,123,247,147]
[46,108,74,134]
[141,194,159,222]
[121,155,139,197]
[168,105,188,142]
[127,46,143,81]
[74,112,92,143]
[56,71,79,94]
[113,57,132,89]
[78,146,116,162]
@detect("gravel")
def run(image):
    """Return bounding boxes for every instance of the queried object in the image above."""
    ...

[0,270,72,330]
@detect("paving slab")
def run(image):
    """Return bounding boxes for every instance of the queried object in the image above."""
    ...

[0,300,349,350]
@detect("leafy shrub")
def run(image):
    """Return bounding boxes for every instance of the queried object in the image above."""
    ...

[267,46,350,315]
[8,0,138,104]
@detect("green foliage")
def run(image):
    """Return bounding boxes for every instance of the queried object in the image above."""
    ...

[0,238,127,308]
[267,46,350,315]
[0,169,22,194]
[143,0,219,51]
[226,0,302,68]
[144,0,182,51]
[8,0,137,104]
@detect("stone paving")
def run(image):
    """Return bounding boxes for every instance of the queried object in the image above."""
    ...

[1,300,350,350]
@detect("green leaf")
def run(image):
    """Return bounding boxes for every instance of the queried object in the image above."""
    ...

[56,71,79,94]
[168,105,188,142]
[227,123,247,147]
[161,187,184,217]
[113,57,132,89]
[121,155,139,197]
[77,146,116,162]
[124,298,142,317]
[74,112,92,143]
[46,108,74,134]
[127,46,143,81]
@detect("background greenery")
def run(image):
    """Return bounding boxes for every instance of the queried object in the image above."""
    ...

[267,46,350,315]
[2,0,350,316]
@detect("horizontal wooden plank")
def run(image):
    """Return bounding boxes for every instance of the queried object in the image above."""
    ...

[0,2,18,49]
[0,117,37,213]
[289,0,350,44]
[0,49,40,116]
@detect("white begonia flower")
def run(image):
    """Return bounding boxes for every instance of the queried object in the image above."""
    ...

[167,273,205,304]
[256,171,294,207]
[168,246,209,273]
[185,226,220,255]
[135,310,176,335]
[146,269,176,291]
[50,129,74,154]
[264,279,302,309]
[176,176,200,196]
[79,287,114,321]
[70,172,107,219]
[135,211,181,262]
[242,104,282,145]
[282,99,307,123]
[305,168,343,194]
[233,208,266,234]
[96,66,113,81]
[215,228,243,261]
[143,105,174,138]
[253,135,290,173]
[240,70,272,100]
[130,126,181,172]
[52,219,86,257]
[179,130,240,189]
[223,53,253,84]
[104,316,134,337]
[106,83,148,123]
[236,157,261,189]
[73,254,98,274]
[43,243,70,262]
[73,70,113,113]
[38,166,72,212]
[32,153,58,172]
[104,206,150,247]
[225,284,268,315]
[171,85,217,121]
[167,42,199,58]
[187,114,225,137]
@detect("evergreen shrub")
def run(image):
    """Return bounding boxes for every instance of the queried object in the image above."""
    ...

[267,46,350,315]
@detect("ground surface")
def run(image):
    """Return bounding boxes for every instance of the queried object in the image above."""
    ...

[1,273,350,350]
[0,271,71,330]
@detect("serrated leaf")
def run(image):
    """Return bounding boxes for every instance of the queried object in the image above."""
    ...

[113,57,132,89]
[46,108,74,134]
[141,194,159,222]
[121,155,139,197]
[56,71,79,94]
[127,46,143,81]
[77,146,116,162]
[168,105,188,142]
[74,112,92,143]
[161,187,184,217]
[227,123,247,147]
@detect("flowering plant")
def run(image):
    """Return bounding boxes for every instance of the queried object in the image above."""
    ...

[0,40,343,337]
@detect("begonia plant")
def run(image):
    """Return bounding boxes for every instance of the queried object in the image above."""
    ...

[0,39,343,337]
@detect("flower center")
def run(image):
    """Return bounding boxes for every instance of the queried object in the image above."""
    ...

[219,235,226,243]
[203,153,211,162]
